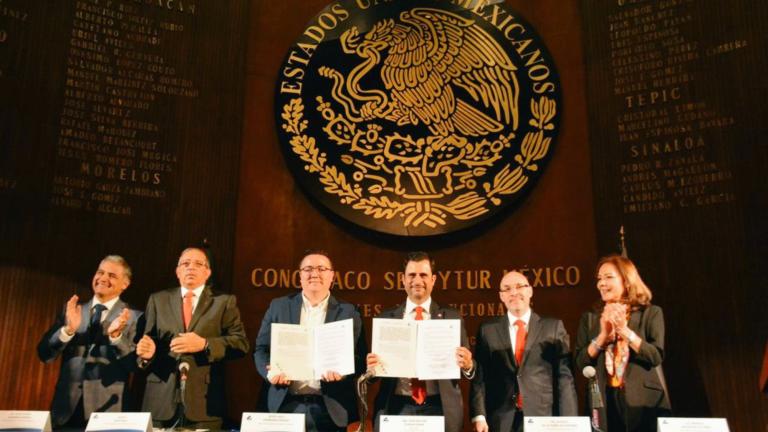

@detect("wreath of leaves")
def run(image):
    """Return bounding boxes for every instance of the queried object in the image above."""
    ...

[283,99,360,203]
[281,95,556,228]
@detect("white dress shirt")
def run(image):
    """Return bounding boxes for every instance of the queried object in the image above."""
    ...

[289,293,330,395]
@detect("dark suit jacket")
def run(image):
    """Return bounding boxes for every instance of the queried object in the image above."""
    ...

[373,301,469,432]
[470,312,577,431]
[253,293,367,428]
[139,286,249,423]
[37,298,140,427]
[575,304,671,431]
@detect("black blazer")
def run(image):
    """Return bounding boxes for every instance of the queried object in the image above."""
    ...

[139,286,249,423]
[253,293,367,428]
[37,298,140,427]
[471,311,578,430]
[373,301,470,432]
[575,304,671,431]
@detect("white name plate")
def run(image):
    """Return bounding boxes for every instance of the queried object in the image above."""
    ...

[0,410,51,432]
[658,417,730,432]
[85,412,151,432]
[524,416,591,432]
[241,412,305,432]
[380,415,444,432]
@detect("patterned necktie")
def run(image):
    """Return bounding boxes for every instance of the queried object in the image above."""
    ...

[183,290,195,330]
[89,304,107,343]
[411,306,426,405]
[514,319,527,408]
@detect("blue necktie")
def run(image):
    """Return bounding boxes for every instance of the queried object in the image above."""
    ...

[89,304,107,343]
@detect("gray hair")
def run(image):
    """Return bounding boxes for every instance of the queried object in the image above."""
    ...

[101,255,132,281]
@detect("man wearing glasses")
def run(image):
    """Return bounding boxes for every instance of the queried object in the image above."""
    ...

[470,271,577,432]
[254,250,367,432]
[136,247,249,429]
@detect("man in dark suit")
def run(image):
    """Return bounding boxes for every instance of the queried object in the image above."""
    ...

[37,255,140,428]
[254,250,367,432]
[368,251,475,432]
[136,247,249,429]
[471,271,577,432]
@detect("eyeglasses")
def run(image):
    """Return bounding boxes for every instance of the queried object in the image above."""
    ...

[178,260,208,269]
[300,266,333,274]
[500,283,531,293]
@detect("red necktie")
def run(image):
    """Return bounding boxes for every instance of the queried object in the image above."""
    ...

[411,306,426,405]
[514,319,527,408]
[183,291,194,330]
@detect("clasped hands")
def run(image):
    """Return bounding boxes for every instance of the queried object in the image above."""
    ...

[136,332,207,360]
[598,302,635,343]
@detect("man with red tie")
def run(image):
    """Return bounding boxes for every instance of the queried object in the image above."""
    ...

[470,271,577,432]
[136,247,249,429]
[367,251,475,432]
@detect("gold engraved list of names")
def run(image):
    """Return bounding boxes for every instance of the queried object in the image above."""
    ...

[52,0,198,215]
[609,0,739,214]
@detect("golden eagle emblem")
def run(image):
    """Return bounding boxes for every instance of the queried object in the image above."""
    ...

[277,1,560,235]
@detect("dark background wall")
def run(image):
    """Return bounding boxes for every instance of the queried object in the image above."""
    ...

[0,0,765,431]
[581,0,768,430]
[0,0,249,419]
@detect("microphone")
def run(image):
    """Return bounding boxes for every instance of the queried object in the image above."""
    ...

[582,366,604,432]
[173,361,190,430]
[179,361,190,377]
[178,362,190,404]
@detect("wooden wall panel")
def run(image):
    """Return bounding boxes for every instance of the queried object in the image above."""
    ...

[581,0,768,429]
[0,0,249,416]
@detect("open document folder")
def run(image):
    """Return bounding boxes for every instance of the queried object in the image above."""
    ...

[269,319,355,381]
[372,318,461,380]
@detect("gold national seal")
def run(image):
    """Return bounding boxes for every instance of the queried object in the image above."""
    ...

[275,0,561,236]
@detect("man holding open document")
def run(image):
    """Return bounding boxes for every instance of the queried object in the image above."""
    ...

[254,249,367,432]
[367,251,475,432]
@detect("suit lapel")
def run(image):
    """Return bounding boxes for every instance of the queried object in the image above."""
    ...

[428,300,442,319]
[289,293,303,324]
[81,299,95,333]
[325,295,341,323]
[167,288,185,333]
[188,287,213,331]
[521,312,541,368]
[386,303,406,319]
[494,315,516,371]
[104,299,125,324]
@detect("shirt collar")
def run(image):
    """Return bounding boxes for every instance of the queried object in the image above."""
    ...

[93,296,120,311]
[302,293,330,311]
[181,285,206,298]
[507,308,531,327]
[405,297,432,316]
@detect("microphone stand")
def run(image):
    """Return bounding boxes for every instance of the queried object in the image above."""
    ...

[171,362,191,431]
[354,371,374,432]
[588,376,604,432]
